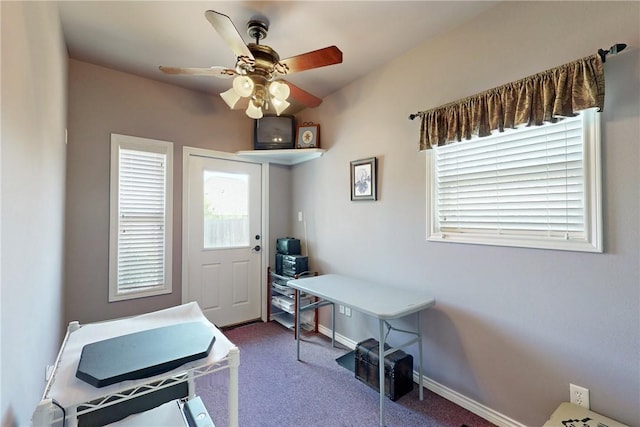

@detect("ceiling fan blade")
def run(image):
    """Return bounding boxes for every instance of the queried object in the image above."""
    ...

[284,80,322,108]
[204,10,254,60]
[279,46,343,74]
[159,66,236,78]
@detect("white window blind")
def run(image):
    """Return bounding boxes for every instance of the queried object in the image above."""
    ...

[118,149,167,290]
[109,134,173,301]
[427,108,602,252]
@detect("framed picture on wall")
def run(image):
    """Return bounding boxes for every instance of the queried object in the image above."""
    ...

[350,157,377,201]
[296,123,320,148]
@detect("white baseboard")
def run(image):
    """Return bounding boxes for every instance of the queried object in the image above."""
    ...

[416,375,526,427]
[317,325,525,427]
[318,324,358,349]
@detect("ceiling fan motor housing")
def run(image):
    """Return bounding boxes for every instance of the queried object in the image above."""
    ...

[243,43,280,81]
[160,10,342,115]
[247,19,269,42]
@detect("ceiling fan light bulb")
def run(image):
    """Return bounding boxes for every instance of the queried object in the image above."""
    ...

[220,88,241,108]
[273,99,290,116]
[233,76,254,97]
[269,81,290,101]
[246,102,263,119]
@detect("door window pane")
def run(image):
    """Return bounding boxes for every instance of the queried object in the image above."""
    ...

[203,170,250,249]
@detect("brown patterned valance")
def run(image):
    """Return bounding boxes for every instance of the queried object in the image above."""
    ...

[415,54,605,150]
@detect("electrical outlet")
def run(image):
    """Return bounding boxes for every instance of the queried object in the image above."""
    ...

[338,305,345,314]
[345,307,351,317]
[570,383,590,409]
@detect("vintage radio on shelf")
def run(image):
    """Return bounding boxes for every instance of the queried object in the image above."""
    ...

[276,237,301,255]
[275,236,303,275]
[281,254,308,277]
[275,253,284,275]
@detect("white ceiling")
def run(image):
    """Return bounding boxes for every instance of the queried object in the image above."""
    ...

[57,1,498,111]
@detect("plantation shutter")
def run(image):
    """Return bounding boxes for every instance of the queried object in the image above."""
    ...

[434,115,585,240]
[117,148,167,290]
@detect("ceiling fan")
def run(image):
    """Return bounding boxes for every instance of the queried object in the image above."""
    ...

[159,10,343,119]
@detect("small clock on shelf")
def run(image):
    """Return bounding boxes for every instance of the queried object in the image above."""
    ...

[296,122,320,149]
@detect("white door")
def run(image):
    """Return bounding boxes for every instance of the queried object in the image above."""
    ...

[185,153,262,327]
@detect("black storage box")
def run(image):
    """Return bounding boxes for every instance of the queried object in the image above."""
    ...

[354,338,413,401]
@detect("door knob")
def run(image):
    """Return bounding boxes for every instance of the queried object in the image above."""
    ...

[252,245,261,252]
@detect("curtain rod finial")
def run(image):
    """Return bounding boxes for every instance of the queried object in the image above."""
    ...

[409,113,417,120]
[611,43,627,54]
[599,42,627,62]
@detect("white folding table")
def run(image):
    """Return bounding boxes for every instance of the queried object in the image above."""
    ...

[287,274,436,427]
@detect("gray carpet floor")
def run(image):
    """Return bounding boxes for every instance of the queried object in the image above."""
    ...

[196,321,495,427]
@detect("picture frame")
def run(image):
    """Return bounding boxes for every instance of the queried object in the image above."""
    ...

[296,123,320,149]
[350,157,377,201]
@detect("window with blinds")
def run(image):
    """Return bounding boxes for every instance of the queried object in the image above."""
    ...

[109,134,173,301]
[427,108,602,252]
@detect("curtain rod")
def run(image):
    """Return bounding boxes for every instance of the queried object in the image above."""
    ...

[408,43,627,121]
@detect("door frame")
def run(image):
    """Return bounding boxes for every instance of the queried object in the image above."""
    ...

[182,147,269,322]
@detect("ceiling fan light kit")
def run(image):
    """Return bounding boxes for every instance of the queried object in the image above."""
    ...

[159,10,343,119]
[220,87,242,109]
[232,75,255,97]
[269,80,290,101]
[246,99,264,119]
[272,98,290,116]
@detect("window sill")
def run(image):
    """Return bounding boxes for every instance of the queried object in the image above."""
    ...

[109,286,172,302]
[427,233,602,253]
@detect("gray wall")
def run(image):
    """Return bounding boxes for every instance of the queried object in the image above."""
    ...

[1,2,68,425]
[293,2,639,426]
[268,164,293,263]
[3,2,638,426]
[64,59,253,325]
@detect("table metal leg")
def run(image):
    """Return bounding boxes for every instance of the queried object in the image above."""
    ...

[331,302,336,347]
[296,288,301,361]
[417,311,424,401]
[228,347,240,427]
[378,319,386,427]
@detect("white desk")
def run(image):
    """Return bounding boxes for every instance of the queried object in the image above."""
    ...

[287,274,436,427]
